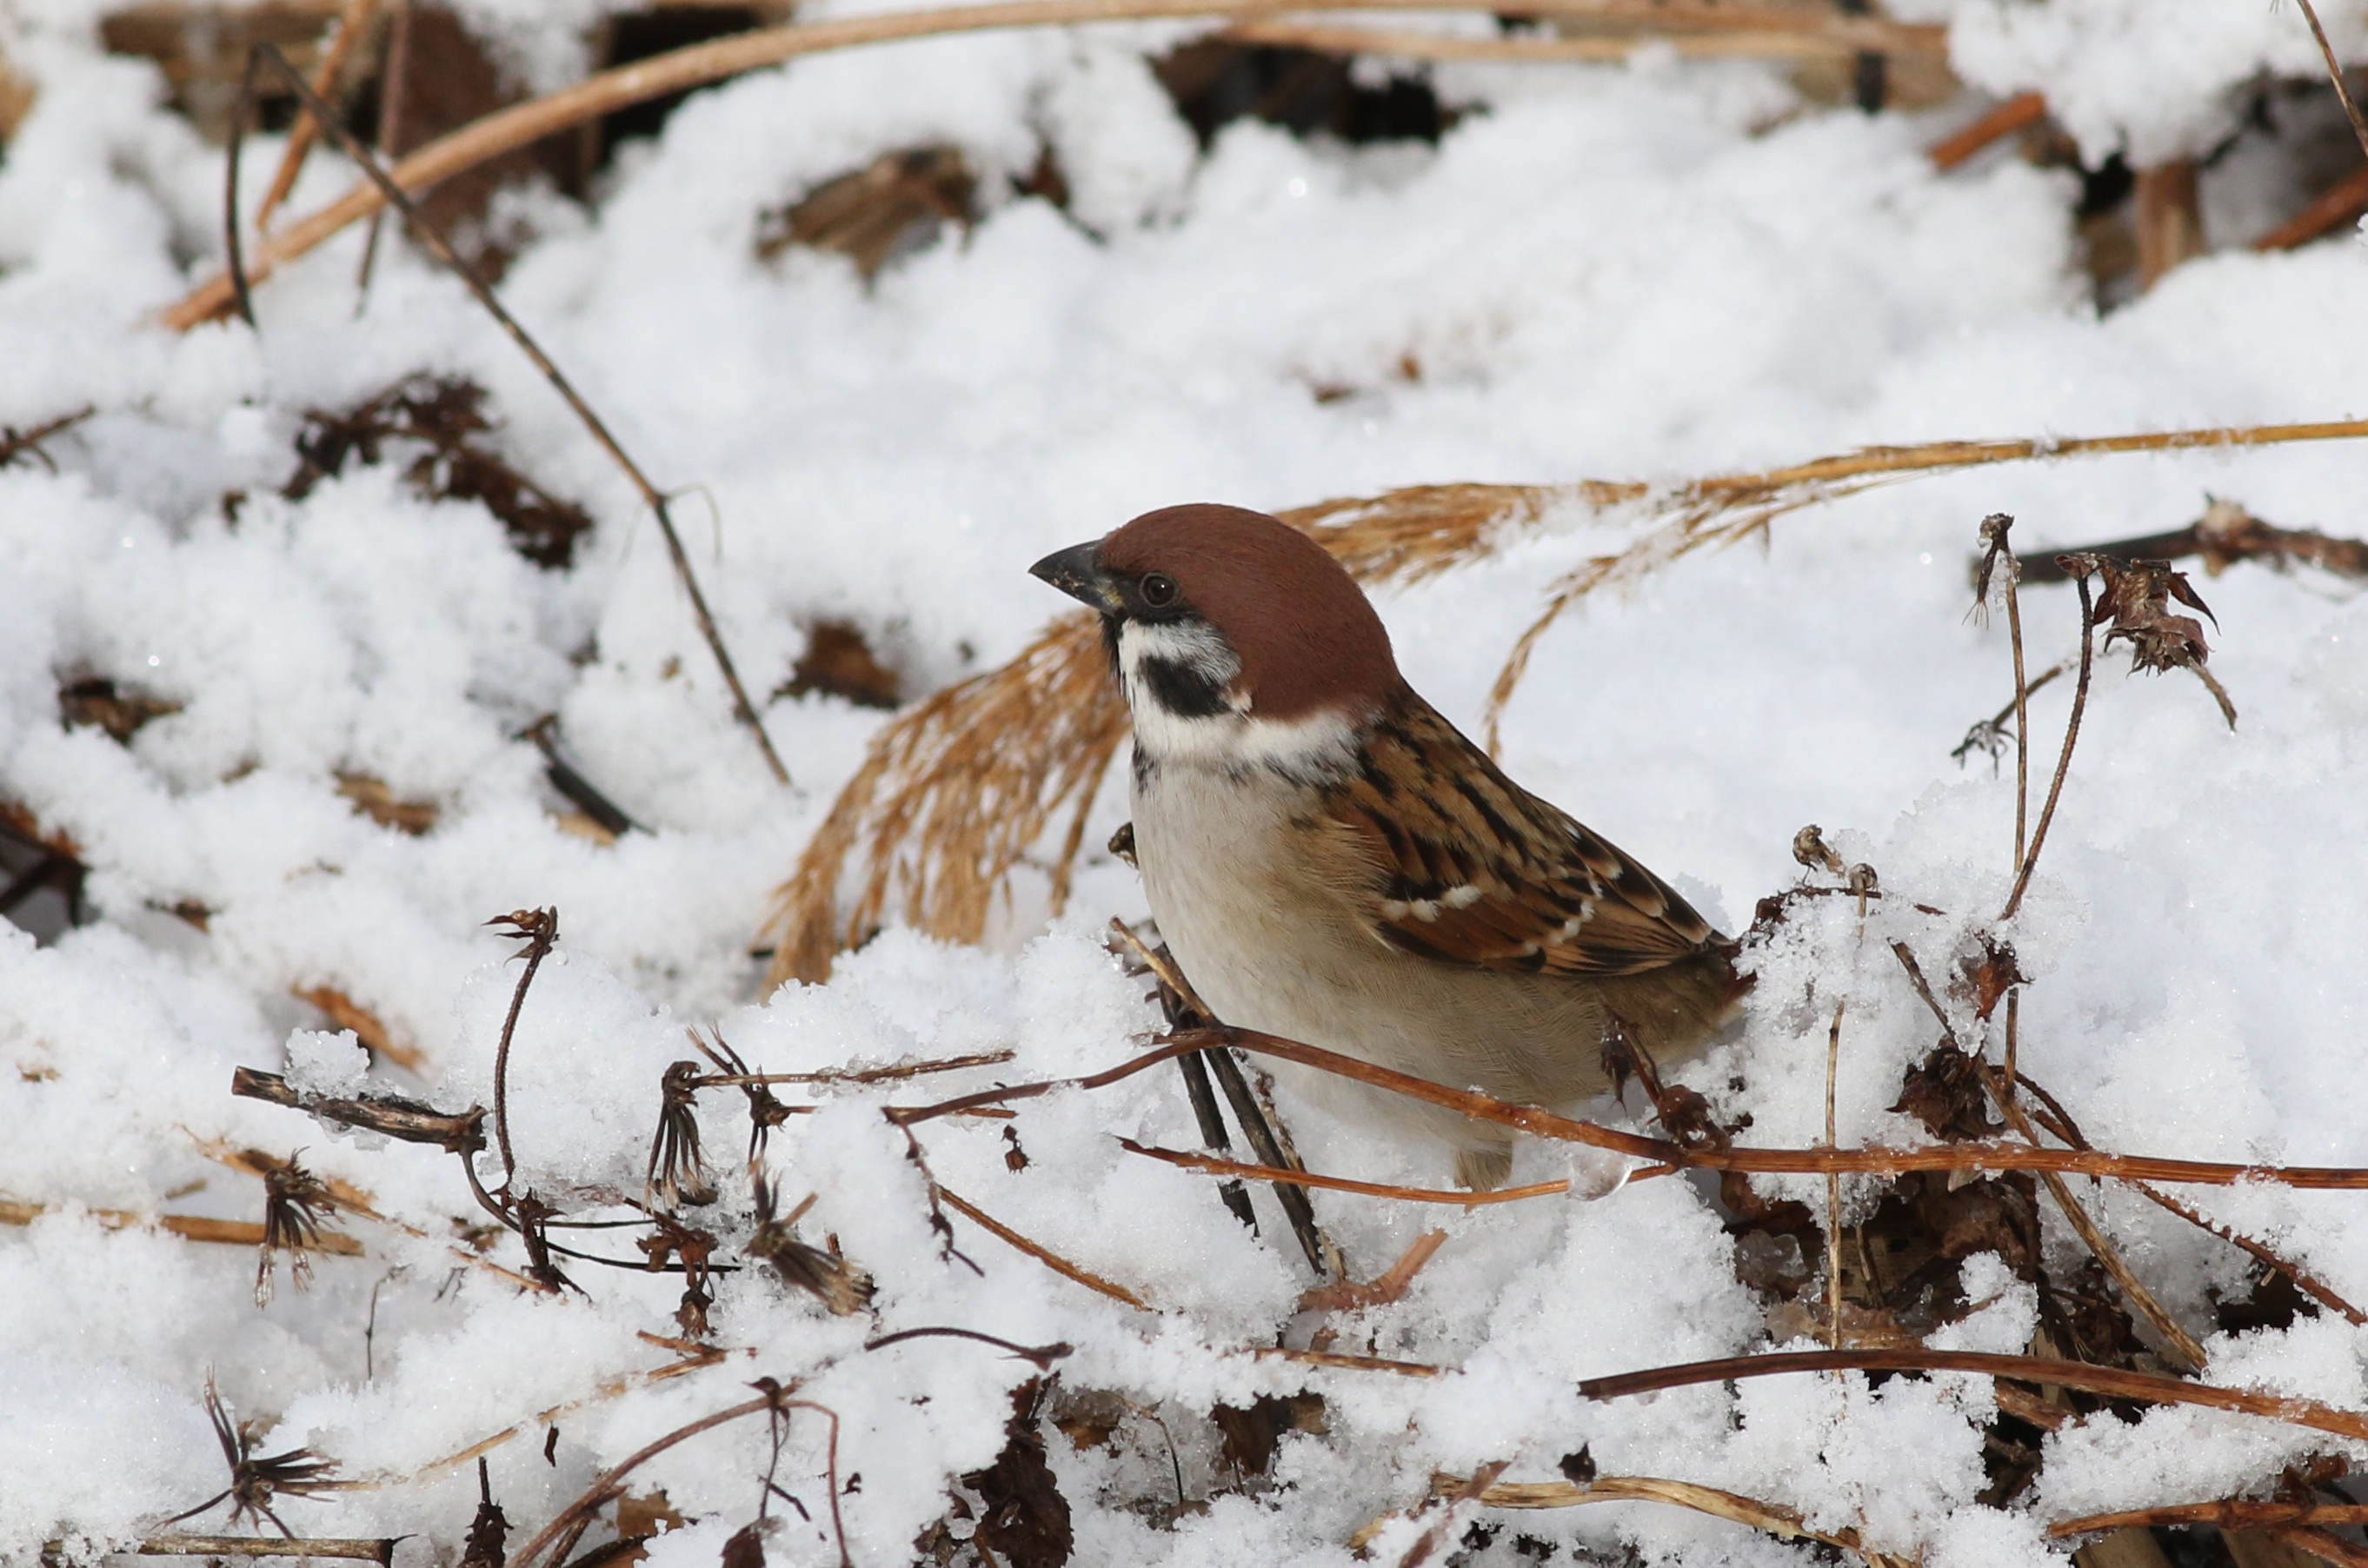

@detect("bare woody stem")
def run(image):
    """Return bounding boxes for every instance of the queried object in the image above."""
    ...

[901,1027,2368,1189]
[509,1394,777,1568]
[2002,568,2096,920]
[229,44,789,786]
[2293,0,2368,162]
[490,909,558,1192]
[1579,1348,2368,1444]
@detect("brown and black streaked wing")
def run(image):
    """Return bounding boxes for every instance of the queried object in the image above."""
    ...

[1320,694,1718,977]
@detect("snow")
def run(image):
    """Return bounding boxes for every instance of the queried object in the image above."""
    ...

[4,0,2368,1563]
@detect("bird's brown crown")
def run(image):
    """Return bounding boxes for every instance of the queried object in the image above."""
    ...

[1099,504,1401,721]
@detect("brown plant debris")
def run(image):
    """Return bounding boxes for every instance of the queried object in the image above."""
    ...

[2059,552,2238,728]
[336,773,439,834]
[232,1064,487,1154]
[961,1380,1072,1568]
[777,621,901,709]
[164,1378,343,1537]
[255,1153,342,1306]
[745,1173,872,1316]
[2018,497,2368,584]
[646,1060,719,1208]
[59,675,182,743]
[755,146,975,281]
[462,1458,509,1568]
[285,377,594,569]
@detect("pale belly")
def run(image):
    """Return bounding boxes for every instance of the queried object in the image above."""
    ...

[1129,759,1620,1166]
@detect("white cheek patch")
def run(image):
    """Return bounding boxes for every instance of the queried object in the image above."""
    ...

[1115,617,1357,776]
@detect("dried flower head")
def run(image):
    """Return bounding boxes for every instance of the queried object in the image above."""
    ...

[256,1154,336,1306]
[163,1378,340,1537]
[748,1173,872,1317]
[647,1060,719,1208]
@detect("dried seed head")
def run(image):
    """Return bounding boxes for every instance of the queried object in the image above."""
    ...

[256,1154,336,1307]
[748,1173,873,1317]
[1792,826,1845,875]
[1970,511,2018,622]
[648,1060,719,1208]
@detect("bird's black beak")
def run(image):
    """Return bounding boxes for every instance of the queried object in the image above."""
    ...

[1028,540,1125,615]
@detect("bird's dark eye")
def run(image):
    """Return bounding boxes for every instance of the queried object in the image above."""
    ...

[1140,572,1179,608]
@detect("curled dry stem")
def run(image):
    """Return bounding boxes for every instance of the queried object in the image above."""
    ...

[2002,562,2098,921]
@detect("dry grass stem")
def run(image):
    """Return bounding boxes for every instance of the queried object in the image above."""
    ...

[1825,1000,1846,1352]
[1928,92,2047,170]
[1119,1138,1655,1203]
[1581,1349,2368,1444]
[507,1394,779,1568]
[935,1185,1150,1308]
[698,1047,1014,1088]
[1252,1346,1441,1377]
[2002,565,2097,920]
[1216,17,1942,64]
[252,0,382,230]
[1433,1472,1876,1557]
[2292,0,2368,163]
[0,1199,363,1255]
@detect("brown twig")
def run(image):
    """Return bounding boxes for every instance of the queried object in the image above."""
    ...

[1253,1345,1442,1377]
[122,1539,396,1562]
[862,1325,1071,1365]
[1397,1461,1511,1568]
[1581,1348,2368,1443]
[508,1394,777,1568]
[2293,0,2368,163]
[2051,1501,2368,1538]
[1119,1139,1664,1202]
[486,907,558,1193]
[2001,563,2097,920]
[935,1186,1149,1308]
[695,1048,1014,1088]
[229,45,788,784]
[898,1027,2368,1188]
[2257,163,2368,251]
[0,406,96,471]
[0,1199,363,1255]
[1824,1000,1846,1352]
[229,1066,486,1153]
[1431,1472,1873,1556]
[2015,500,2368,584]
[1216,17,1940,63]
[1928,91,2047,170]
[253,0,382,230]
[1300,1230,1447,1312]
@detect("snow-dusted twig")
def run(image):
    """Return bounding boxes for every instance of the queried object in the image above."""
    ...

[935,1186,1149,1308]
[1119,1139,1659,1203]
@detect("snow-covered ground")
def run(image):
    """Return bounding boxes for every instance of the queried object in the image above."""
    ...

[7,0,2368,1563]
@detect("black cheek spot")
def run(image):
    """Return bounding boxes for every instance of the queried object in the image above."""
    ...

[1139,654,1230,719]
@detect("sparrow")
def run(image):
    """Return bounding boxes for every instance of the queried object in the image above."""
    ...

[1031,503,1740,1190]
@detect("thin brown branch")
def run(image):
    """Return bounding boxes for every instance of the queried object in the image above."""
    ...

[1434,1472,1872,1556]
[0,406,96,470]
[2051,1501,2368,1538]
[123,1539,396,1562]
[2002,564,2097,920]
[1119,1138,1662,1202]
[2293,0,2368,163]
[1929,92,2048,171]
[253,0,382,229]
[695,1047,1014,1088]
[0,1199,363,1255]
[229,1066,486,1153]
[1582,1348,2368,1444]
[1252,1345,1443,1378]
[1216,17,1940,63]
[1300,1229,1447,1312]
[2257,163,2368,251]
[509,1395,775,1568]
[236,47,787,783]
[899,1026,2368,1189]
[1825,1000,1845,1352]
[935,1186,1149,1308]
[486,907,558,1192]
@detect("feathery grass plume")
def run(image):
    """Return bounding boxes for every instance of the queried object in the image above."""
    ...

[745,1173,872,1316]
[760,483,1575,986]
